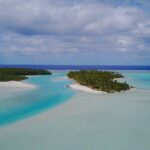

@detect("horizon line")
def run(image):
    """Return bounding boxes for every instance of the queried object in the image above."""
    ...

[0,64,150,66]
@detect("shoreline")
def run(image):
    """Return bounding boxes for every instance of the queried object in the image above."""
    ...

[68,83,106,94]
[0,81,37,89]
[68,82,134,94]
[0,71,150,150]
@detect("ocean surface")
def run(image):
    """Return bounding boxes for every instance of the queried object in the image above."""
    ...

[0,65,150,150]
[0,64,150,70]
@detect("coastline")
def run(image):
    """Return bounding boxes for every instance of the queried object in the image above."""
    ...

[68,82,134,94]
[69,83,106,94]
[0,81,37,89]
[0,71,150,150]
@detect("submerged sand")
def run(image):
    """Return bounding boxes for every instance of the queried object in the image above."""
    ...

[0,88,150,150]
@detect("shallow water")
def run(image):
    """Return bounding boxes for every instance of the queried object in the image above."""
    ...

[122,71,150,89]
[0,72,74,125]
[0,71,150,150]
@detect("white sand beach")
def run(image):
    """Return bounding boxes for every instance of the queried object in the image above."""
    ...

[69,83,134,94]
[69,83,106,94]
[0,81,37,97]
[0,81,37,89]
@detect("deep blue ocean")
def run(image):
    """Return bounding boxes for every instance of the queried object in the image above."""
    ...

[0,65,150,70]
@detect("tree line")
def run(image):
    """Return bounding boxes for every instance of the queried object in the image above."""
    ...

[0,68,51,81]
[68,70,131,93]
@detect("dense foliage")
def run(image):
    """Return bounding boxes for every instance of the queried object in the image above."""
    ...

[68,70,131,93]
[0,68,51,81]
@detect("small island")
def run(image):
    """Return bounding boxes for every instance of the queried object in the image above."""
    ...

[68,70,131,93]
[0,68,52,81]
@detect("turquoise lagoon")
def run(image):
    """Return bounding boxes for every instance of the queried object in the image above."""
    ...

[0,72,75,125]
[0,71,150,126]
[0,70,150,150]
[122,71,150,89]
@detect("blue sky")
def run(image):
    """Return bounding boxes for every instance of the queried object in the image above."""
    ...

[0,0,150,65]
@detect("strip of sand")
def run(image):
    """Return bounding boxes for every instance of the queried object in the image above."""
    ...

[0,81,37,89]
[69,83,106,94]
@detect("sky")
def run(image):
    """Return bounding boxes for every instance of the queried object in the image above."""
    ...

[0,0,150,65]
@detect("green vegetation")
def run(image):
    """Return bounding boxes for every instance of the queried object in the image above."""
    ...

[68,70,131,93]
[0,68,51,81]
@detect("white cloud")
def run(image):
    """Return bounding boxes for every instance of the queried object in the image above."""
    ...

[0,0,150,64]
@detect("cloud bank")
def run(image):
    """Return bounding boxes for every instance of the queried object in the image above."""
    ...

[0,0,150,64]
